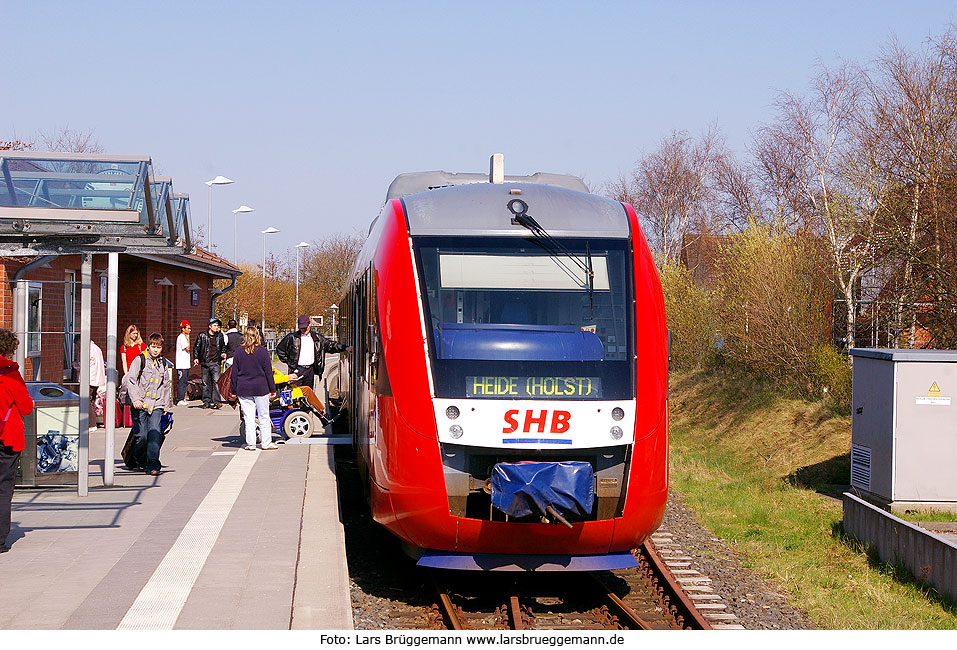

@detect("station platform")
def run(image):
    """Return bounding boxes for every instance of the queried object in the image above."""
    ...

[0,398,353,630]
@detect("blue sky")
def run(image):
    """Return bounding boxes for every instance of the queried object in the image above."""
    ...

[4,1,956,263]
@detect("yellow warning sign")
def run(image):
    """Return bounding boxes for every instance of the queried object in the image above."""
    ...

[928,382,941,397]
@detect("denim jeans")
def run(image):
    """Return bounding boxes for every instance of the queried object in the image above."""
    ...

[176,369,189,401]
[133,407,165,472]
[239,395,271,447]
[201,362,222,405]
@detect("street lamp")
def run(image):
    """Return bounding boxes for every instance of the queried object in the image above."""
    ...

[295,241,310,315]
[330,303,339,340]
[261,227,279,330]
[231,205,254,264]
[205,175,234,251]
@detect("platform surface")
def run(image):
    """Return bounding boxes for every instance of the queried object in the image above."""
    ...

[0,393,353,630]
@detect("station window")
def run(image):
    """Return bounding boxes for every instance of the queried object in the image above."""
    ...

[27,282,42,357]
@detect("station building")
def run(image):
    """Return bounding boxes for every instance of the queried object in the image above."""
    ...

[0,247,238,383]
[0,151,240,382]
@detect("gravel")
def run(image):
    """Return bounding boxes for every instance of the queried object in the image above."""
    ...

[661,491,816,629]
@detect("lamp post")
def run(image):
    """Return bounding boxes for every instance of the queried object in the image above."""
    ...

[261,227,279,330]
[295,241,310,316]
[205,175,234,250]
[330,303,339,340]
[231,205,254,264]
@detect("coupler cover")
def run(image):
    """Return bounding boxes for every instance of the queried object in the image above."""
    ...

[490,461,595,519]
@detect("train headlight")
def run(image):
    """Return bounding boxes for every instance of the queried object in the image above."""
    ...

[611,407,625,421]
[609,426,623,440]
[446,405,460,420]
[449,424,464,439]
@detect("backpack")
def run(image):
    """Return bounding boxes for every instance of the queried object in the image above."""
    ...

[118,351,165,405]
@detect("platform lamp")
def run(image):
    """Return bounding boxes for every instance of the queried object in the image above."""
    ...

[261,226,280,331]
[231,205,254,264]
[330,303,339,340]
[205,175,234,251]
[295,241,310,316]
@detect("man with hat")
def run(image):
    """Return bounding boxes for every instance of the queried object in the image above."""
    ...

[175,320,192,406]
[276,315,352,390]
[192,317,226,408]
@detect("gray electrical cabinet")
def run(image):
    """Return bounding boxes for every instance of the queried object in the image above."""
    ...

[849,348,957,512]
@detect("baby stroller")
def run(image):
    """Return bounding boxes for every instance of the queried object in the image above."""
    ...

[237,374,337,441]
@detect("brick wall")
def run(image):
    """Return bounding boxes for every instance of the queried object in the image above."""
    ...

[0,254,226,381]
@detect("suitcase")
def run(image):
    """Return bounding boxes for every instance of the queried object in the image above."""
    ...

[121,412,174,470]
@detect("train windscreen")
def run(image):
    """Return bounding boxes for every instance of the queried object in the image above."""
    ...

[415,236,635,400]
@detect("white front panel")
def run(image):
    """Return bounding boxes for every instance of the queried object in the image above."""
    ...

[434,398,635,449]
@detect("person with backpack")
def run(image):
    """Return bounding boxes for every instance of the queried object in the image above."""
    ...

[0,329,34,552]
[128,333,172,476]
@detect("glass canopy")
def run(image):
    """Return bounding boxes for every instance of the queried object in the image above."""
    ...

[171,192,193,248]
[0,151,191,253]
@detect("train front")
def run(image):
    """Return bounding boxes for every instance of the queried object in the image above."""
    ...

[375,182,668,571]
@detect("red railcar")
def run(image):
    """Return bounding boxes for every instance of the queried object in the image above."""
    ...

[336,160,668,570]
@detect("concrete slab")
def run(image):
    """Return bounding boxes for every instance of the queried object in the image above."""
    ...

[0,394,353,630]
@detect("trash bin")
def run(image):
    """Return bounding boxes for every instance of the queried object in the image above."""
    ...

[16,382,81,487]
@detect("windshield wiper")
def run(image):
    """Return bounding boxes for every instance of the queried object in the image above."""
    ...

[508,199,595,319]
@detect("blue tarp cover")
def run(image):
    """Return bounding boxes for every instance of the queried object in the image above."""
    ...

[490,461,594,519]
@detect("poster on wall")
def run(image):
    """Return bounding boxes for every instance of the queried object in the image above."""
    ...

[100,276,107,303]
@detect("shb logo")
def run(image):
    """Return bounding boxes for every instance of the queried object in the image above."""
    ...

[502,409,571,434]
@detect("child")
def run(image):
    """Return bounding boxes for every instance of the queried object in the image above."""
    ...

[127,333,172,475]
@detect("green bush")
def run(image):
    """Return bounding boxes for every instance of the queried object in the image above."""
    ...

[713,227,832,386]
[658,259,718,369]
[809,343,852,413]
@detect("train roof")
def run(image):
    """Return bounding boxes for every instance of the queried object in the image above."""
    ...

[397,181,631,239]
[387,170,589,199]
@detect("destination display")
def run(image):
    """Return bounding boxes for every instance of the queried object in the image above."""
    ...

[466,376,602,399]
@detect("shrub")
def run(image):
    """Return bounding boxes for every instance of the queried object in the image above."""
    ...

[713,227,832,386]
[809,343,852,412]
[658,259,718,369]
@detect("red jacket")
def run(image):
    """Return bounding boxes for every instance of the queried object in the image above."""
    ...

[0,355,34,452]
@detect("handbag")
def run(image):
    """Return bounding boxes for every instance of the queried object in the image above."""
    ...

[217,365,238,408]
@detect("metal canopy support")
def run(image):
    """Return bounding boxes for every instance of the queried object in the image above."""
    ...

[104,253,118,487]
[1,157,17,206]
[13,281,25,369]
[78,254,92,497]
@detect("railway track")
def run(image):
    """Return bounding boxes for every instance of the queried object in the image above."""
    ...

[429,540,713,631]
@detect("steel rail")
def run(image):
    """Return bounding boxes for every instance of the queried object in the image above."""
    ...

[429,570,464,630]
[507,595,525,630]
[640,540,713,630]
[597,580,654,630]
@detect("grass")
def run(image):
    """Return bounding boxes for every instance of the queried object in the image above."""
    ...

[668,368,957,629]
[895,510,957,523]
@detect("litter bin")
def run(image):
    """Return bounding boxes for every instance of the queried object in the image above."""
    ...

[16,382,81,487]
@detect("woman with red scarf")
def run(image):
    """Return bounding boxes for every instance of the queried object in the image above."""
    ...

[0,329,34,553]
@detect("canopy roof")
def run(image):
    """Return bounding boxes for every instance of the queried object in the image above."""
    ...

[0,151,192,255]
